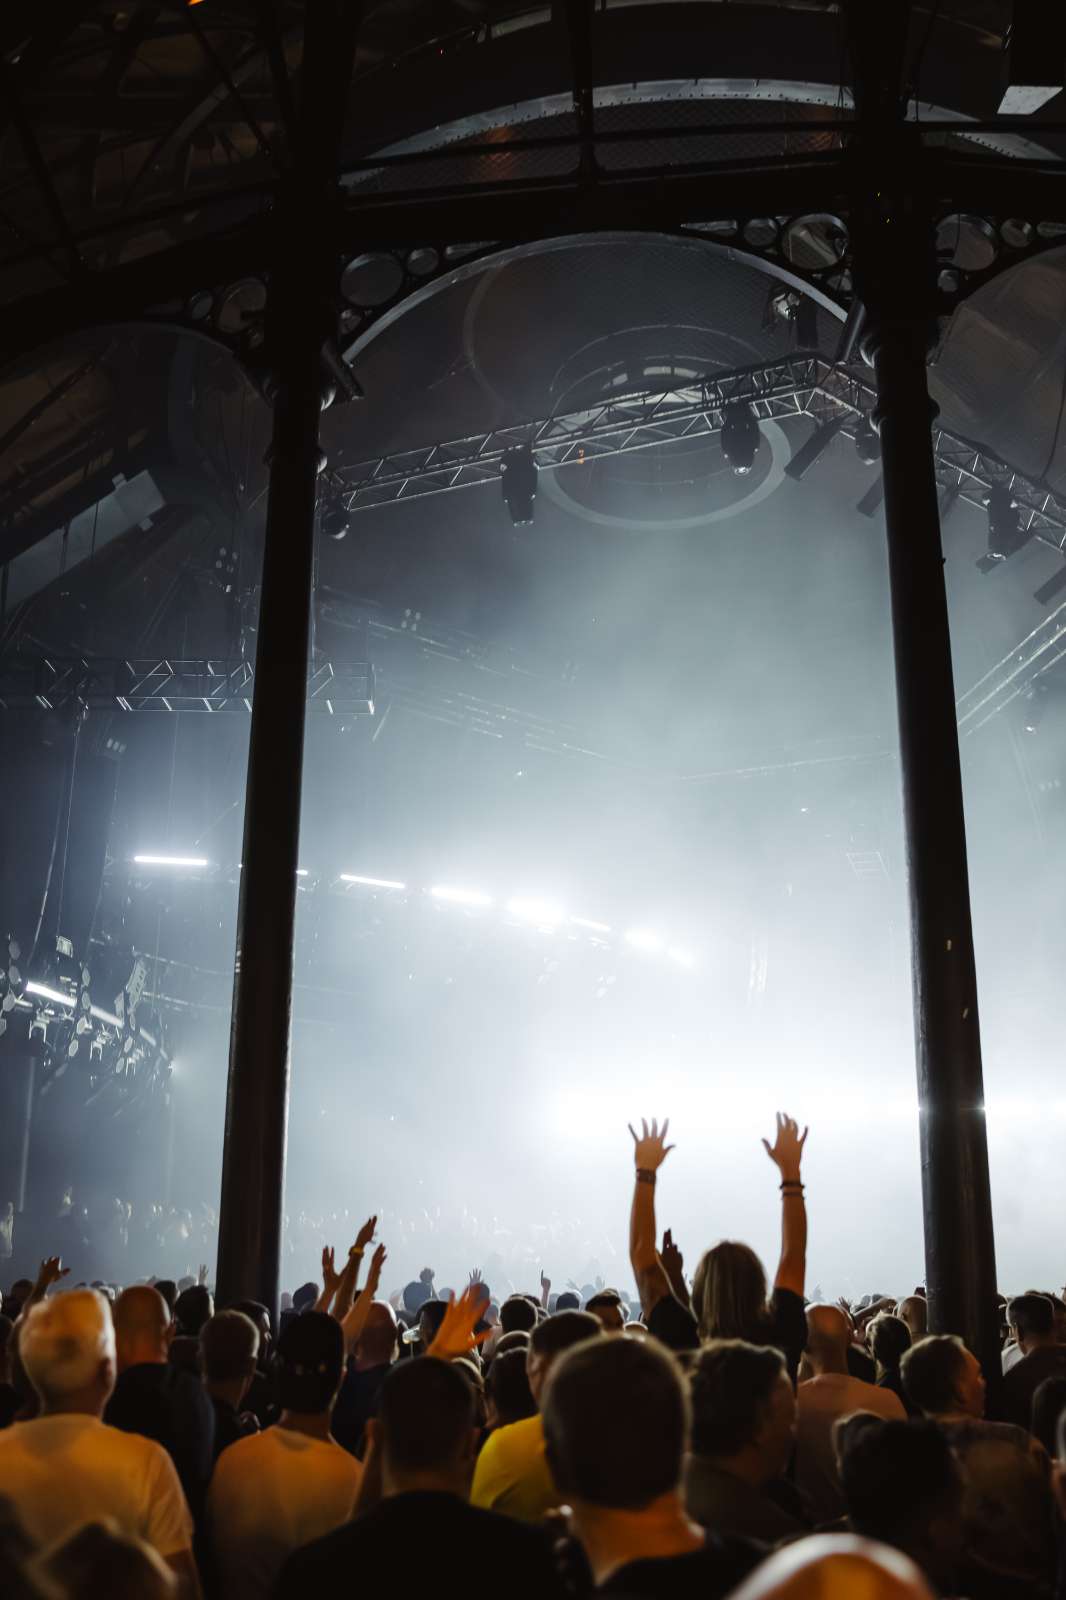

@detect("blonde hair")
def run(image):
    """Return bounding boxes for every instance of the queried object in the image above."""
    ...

[690,1241,770,1344]
[20,1289,115,1404]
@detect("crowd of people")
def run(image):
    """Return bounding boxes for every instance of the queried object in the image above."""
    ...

[0,1110,1064,1599]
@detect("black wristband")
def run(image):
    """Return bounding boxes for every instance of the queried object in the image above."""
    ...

[780,1180,805,1193]
[636,1169,657,1185]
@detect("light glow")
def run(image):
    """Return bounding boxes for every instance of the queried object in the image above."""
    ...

[430,884,493,908]
[668,946,696,970]
[133,855,209,868]
[625,928,664,953]
[26,981,76,1008]
[507,897,565,926]
[570,916,612,934]
[340,874,407,891]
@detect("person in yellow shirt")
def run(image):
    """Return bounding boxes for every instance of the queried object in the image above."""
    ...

[472,1310,600,1522]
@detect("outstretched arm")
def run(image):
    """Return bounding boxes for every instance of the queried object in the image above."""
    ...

[341,1242,386,1354]
[314,1246,342,1315]
[20,1256,70,1318]
[628,1118,675,1318]
[762,1112,808,1298]
[333,1215,377,1323]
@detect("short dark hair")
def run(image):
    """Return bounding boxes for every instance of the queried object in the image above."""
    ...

[900,1335,968,1416]
[555,1291,581,1312]
[688,1340,787,1457]
[543,1335,687,1508]
[487,1349,537,1425]
[586,1292,625,1317]
[402,1280,432,1314]
[380,1355,475,1472]
[292,1281,318,1313]
[500,1296,538,1334]
[493,1330,531,1359]
[418,1300,449,1345]
[153,1279,177,1314]
[277,1310,344,1411]
[870,1314,911,1373]
[200,1310,259,1383]
[530,1310,602,1363]
[1031,1376,1066,1457]
[1008,1294,1054,1341]
[174,1285,212,1336]
[841,1419,961,1542]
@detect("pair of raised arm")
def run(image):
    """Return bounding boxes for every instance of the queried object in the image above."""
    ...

[628,1112,809,1317]
[315,1215,388,1351]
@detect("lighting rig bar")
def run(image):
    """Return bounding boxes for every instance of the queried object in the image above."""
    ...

[0,657,375,715]
[337,356,1066,563]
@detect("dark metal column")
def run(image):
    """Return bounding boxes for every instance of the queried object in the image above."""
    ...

[848,6,1000,1381]
[216,2,361,1316]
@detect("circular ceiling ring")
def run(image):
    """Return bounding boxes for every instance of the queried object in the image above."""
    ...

[538,417,792,533]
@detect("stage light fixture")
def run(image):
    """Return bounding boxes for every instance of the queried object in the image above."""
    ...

[322,503,350,541]
[507,897,565,926]
[570,916,612,934]
[133,854,209,868]
[853,415,881,466]
[785,415,846,480]
[431,884,493,908]
[501,446,537,526]
[340,874,406,890]
[719,403,762,475]
[981,485,1031,565]
[26,981,76,1008]
[625,928,663,953]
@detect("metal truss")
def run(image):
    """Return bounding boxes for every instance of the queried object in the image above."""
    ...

[337,355,1066,564]
[0,657,375,715]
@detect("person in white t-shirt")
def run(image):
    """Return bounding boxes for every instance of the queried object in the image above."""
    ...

[0,1288,198,1597]
[795,1303,906,1522]
[207,1309,362,1599]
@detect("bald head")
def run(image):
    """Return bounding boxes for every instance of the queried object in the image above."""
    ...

[896,1298,928,1342]
[727,1534,934,1600]
[805,1305,851,1374]
[355,1300,399,1367]
[113,1285,171,1370]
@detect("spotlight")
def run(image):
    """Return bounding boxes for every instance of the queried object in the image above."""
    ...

[340,874,406,890]
[719,403,762,475]
[982,485,1031,564]
[25,981,76,1008]
[132,855,209,868]
[853,415,881,466]
[785,415,846,480]
[322,504,350,542]
[501,447,537,526]
[570,916,612,934]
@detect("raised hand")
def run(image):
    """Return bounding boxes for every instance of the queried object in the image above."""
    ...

[661,1229,684,1278]
[761,1112,808,1180]
[468,1266,483,1287]
[36,1256,70,1293]
[366,1242,387,1295]
[628,1117,675,1172]
[198,1263,210,1287]
[321,1245,341,1295]
[426,1284,491,1362]
[540,1270,551,1295]
[353,1215,377,1253]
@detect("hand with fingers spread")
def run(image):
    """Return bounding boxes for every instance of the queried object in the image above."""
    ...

[425,1284,491,1362]
[36,1256,70,1293]
[628,1116,675,1172]
[761,1111,808,1182]
[197,1263,210,1287]
[365,1242,387,1296]
[321,1245,341,1297]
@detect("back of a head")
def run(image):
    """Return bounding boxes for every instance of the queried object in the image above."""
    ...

[725,1534,935,1600]
[530,1309,602,1363]
[691,1241,768,1343]
[356,1301,398,1365]
[840,1420,961,1542]
[805,1303,852,1366]
[1031,1375,1066,1456]
[896,1297,927,1340]
[542,1333,687,1508]
[487,1349,536,1425]
[500,1296,538,1334]
[277,1310,344,1412]
[899,1336,966,1417]
[556,1291,581,1312]
[40,1520,176,1600]
[1008,1293,1054,1343]
[173,1285,212,1337]
[20,1290,114,1407]
[200,1310,259,1383]
[418,1300,449,1347]
[493,1330,531,1359]
[153,1281,177,1315]
[113,1286,170,1352]
[379,1354,475,1473]
[688,1339,787,1458]
[292,1281,318,1314]
[402,1279,431,1315]
[870,1315,912,1373]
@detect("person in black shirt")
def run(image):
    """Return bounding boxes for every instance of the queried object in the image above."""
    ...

[104,1284,215,1524]
[1001,1294,1066,1432]
[200,1309,260,1460]
[869,1314,918,1416]
[331,1300,399,1458]
[628,1113,809,1379]
[541,1331,763,1599]
[275,1351,561,1600]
